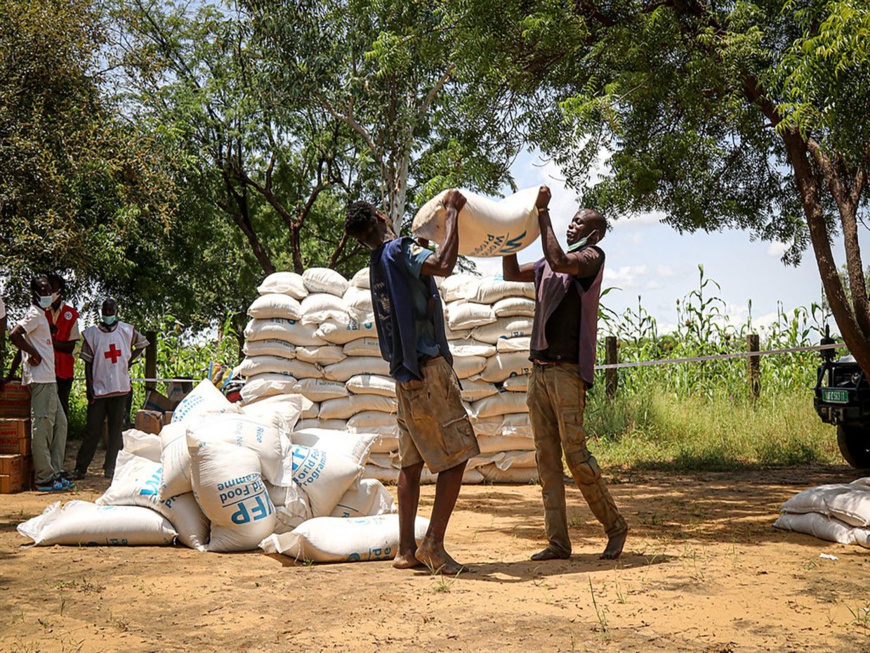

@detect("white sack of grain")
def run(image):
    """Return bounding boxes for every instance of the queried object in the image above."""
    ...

[295,378,349,402]
[496,336,532,353]
[243,339,297,360]
[240,394,309,433]
[296,418,348,431]
[287,444,364,517]
[459,379,500,402]
[320,395,397,421]
[477,434,536,454]
[295,345,347,366]
[503,375,530,392]
[323,357,390,383]
[346,374,396,397]
[472,317,535,344]
[18,501,178,547]
[238,356,321,380]
[331,479,396,518]
[240,373,299,403]
[773,512,870,548]
[302,267,349,297]
[343,338,382,358]
[413,187,542,257]
[479,351,534,384]
[190,440,276,552]
[439,274,479,303]
[122,429,162,463]
[347,411,398,434]
[248,294,304,321]
[469,392,529,420]
[96,451,209,550]
[244,318,327,346]
[260,514,429,563]
[351,267,370,289]
[343,286,374,318]
[289,429,376,466]
[171,379,239,424]
[258,272,309,300]
[317,317,378,345]
[301,293,352,325]
[453,355,488,379]
[471,278,536,304]
[449,342,497,358]
[493,297,536,317]
[446,302,496,330]
[780,482,870,528]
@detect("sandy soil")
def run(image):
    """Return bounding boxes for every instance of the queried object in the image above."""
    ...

[1,448,869,653]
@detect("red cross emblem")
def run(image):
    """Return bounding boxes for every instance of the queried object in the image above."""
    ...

[104,343,122,364]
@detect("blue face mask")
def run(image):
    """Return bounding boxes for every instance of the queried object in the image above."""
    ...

[101,315,117,326]
[567,235,590,253]
[38,295,53,309]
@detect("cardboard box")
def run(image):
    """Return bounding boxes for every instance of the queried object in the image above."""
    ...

[0,419,31,456]
[0,382,30,419]
[0,454,30,493]
[144,390,175,413]
[135,410,163,435]
[165,381,193,405]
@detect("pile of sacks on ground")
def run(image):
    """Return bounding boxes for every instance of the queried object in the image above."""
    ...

[18,381,431,560]
[240,267,541,484]
[774,477,870,548]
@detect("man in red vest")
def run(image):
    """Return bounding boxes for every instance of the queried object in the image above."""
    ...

[46,274,80,417]
[502,186,628,561]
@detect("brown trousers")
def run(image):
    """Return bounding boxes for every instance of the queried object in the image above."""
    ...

[527,363,626,556]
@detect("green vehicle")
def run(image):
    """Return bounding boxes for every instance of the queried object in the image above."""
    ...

[813,329,870,468]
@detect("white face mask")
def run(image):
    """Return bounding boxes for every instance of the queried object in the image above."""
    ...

[38,295,53,309]
[568,234,591,253]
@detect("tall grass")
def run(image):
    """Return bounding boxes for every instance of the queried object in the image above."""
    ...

[588,265,841,469]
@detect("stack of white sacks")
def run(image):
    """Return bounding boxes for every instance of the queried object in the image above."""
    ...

[773,477,870,548]
[241,268,540,485]
[18,380,427,562]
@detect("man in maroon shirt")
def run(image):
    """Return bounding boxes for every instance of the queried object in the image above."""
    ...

[502,186,628,561]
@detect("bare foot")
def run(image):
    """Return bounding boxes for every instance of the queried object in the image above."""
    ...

[415,542,468,576]
[393,552,423,569]
[530,547,571,561]
[600,529,628,560]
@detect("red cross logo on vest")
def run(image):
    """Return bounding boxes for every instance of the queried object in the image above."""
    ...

[104,344,122,364]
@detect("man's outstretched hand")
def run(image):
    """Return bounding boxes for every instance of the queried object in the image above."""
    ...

[536,185,551,210]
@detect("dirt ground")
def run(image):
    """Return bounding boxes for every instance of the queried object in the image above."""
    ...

[2,446,869,653]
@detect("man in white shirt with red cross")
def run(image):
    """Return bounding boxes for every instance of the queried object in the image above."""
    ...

[70,298,148,479]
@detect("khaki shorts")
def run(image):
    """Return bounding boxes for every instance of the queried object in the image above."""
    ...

[395,356,479,473]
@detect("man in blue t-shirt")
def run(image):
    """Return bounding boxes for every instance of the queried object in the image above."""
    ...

[345,191,479,576]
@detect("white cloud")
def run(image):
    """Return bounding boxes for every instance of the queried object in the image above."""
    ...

[604,265,649,290]
[767,241,788,258]
[656,265,678,278]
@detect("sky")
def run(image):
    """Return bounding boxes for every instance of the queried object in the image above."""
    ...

[466,149,868,336]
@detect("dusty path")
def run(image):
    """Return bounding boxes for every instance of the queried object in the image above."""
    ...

[2,460,868,653]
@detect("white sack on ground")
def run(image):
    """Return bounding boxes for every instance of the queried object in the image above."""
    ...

[780,482,870,528]
[245,318,327,347]
[343,337,382,357]
[302,267,349,297]
[97,451,209,550]
[477,434,536,454]
[288,444,363,517]
[295,344,347,366]
[122,429,162,463]
[446,302,496,330]
[159,423,193,499]
[238,356,322,380]
[248,294,304,320]
[493,297,536,317]
[472,317,535,344]
[470,392,530,419]
[171,379,239,424]
[260,514,429,563]
[290,429,375,466]
[320,395,397,421]
[324,357,390,383]
[301,293,351,325]
[317,317,378,345]
[258,272,309,300]
[773,512,870,548]
[243,339,297,360]
[240,373,299,403]
[18,501,178,547]
[190,440,276,553]
[346,374,396,397]
[479,351,534,383]
[295,378,348,402]
[239,394,308,433]
[471,278,536,304]
[413,187,542,257]
[331,479,397,518]
[267,482,313,534]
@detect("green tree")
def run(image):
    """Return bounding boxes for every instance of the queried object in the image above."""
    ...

[456,0,870,373]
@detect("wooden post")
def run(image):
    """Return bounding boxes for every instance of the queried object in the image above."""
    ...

[145,330,158,393]
[605,335,618,400]
[747,333,760,402]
